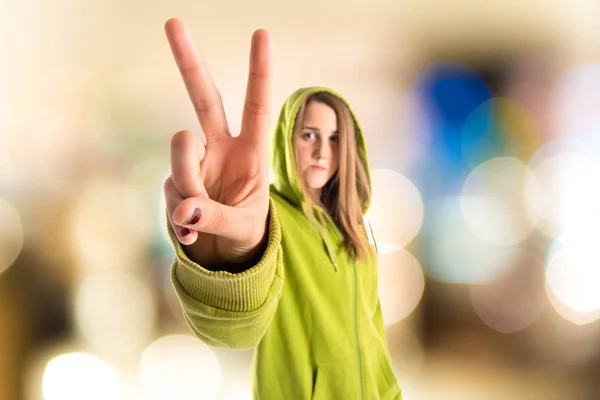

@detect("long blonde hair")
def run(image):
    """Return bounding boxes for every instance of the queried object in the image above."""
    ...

[293,92,373,261]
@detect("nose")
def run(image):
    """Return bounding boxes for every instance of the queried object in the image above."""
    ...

[313,139,330,160]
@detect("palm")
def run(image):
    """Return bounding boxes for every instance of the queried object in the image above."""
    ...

[191,138,269,266]
[202,138,265,207]
[164,19,272,267]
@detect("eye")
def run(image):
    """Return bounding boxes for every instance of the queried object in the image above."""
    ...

[302,131,316,140]
[330,135,339,144]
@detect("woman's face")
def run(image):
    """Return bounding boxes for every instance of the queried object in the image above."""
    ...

[292,101,340,193]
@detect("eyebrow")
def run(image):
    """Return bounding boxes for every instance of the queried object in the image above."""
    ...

[302,126,339,134]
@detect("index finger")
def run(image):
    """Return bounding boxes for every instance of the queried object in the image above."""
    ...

[240,29,273,145]
[165,18,229,142]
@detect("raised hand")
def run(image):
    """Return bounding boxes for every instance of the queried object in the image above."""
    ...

[163,18,273,268]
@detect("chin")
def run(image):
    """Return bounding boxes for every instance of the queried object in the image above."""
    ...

[306,180,328,191]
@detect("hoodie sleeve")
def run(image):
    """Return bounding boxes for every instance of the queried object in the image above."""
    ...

[168,197,284,350]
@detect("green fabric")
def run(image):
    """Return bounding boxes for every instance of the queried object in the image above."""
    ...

[170,87,402,399]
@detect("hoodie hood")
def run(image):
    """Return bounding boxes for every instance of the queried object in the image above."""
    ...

[270,87,372,215]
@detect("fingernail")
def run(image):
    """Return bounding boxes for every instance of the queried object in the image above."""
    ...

[186,208,201,225]
[181,228,191,237]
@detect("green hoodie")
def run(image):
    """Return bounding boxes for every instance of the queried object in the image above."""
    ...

[169,87,402,399]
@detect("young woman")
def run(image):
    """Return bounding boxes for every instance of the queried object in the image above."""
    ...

[163,18,402,399]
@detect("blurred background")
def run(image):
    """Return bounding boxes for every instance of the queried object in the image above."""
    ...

[1,0,599,399]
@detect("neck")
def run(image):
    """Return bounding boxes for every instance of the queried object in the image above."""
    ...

[308,188,323,208]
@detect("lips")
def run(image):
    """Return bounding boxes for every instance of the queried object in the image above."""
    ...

[311,166,326,171]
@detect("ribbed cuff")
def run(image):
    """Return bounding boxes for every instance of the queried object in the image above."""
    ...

[168,198,281,313]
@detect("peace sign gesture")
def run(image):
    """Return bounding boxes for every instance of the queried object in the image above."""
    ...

[163,18,273,268]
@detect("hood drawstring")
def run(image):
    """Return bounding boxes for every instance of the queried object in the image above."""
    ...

[366,218,379,255]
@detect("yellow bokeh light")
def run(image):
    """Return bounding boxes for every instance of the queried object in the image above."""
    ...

[368,168,424,249]
[140,335,222,400]
[378,248,425,326]
[461,157,540,246]
[0,197,24,275]
[75,270,155,356]
[42,353,122,400]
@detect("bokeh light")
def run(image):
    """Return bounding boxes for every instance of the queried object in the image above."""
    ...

[527,151,600,239]
[75,270,155,355]
[526,137,591,238]
[461,98,543,168]
[570,117,600,162]
[546,238,600,325]
[423,197,520,283]
[368,168,424,249]
[69,176,152,274]
[527,136,593,175]
[552,64,600,142]
[375,242,403,256]
[460,157,541,246]
[42,353,122,400]
[0,197,24,275]
[470,249,547,333]
[227,391,252,400]
[140,335,222,400]
[378,248,425,326]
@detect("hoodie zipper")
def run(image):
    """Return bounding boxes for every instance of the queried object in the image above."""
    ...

[353,259,365,399]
